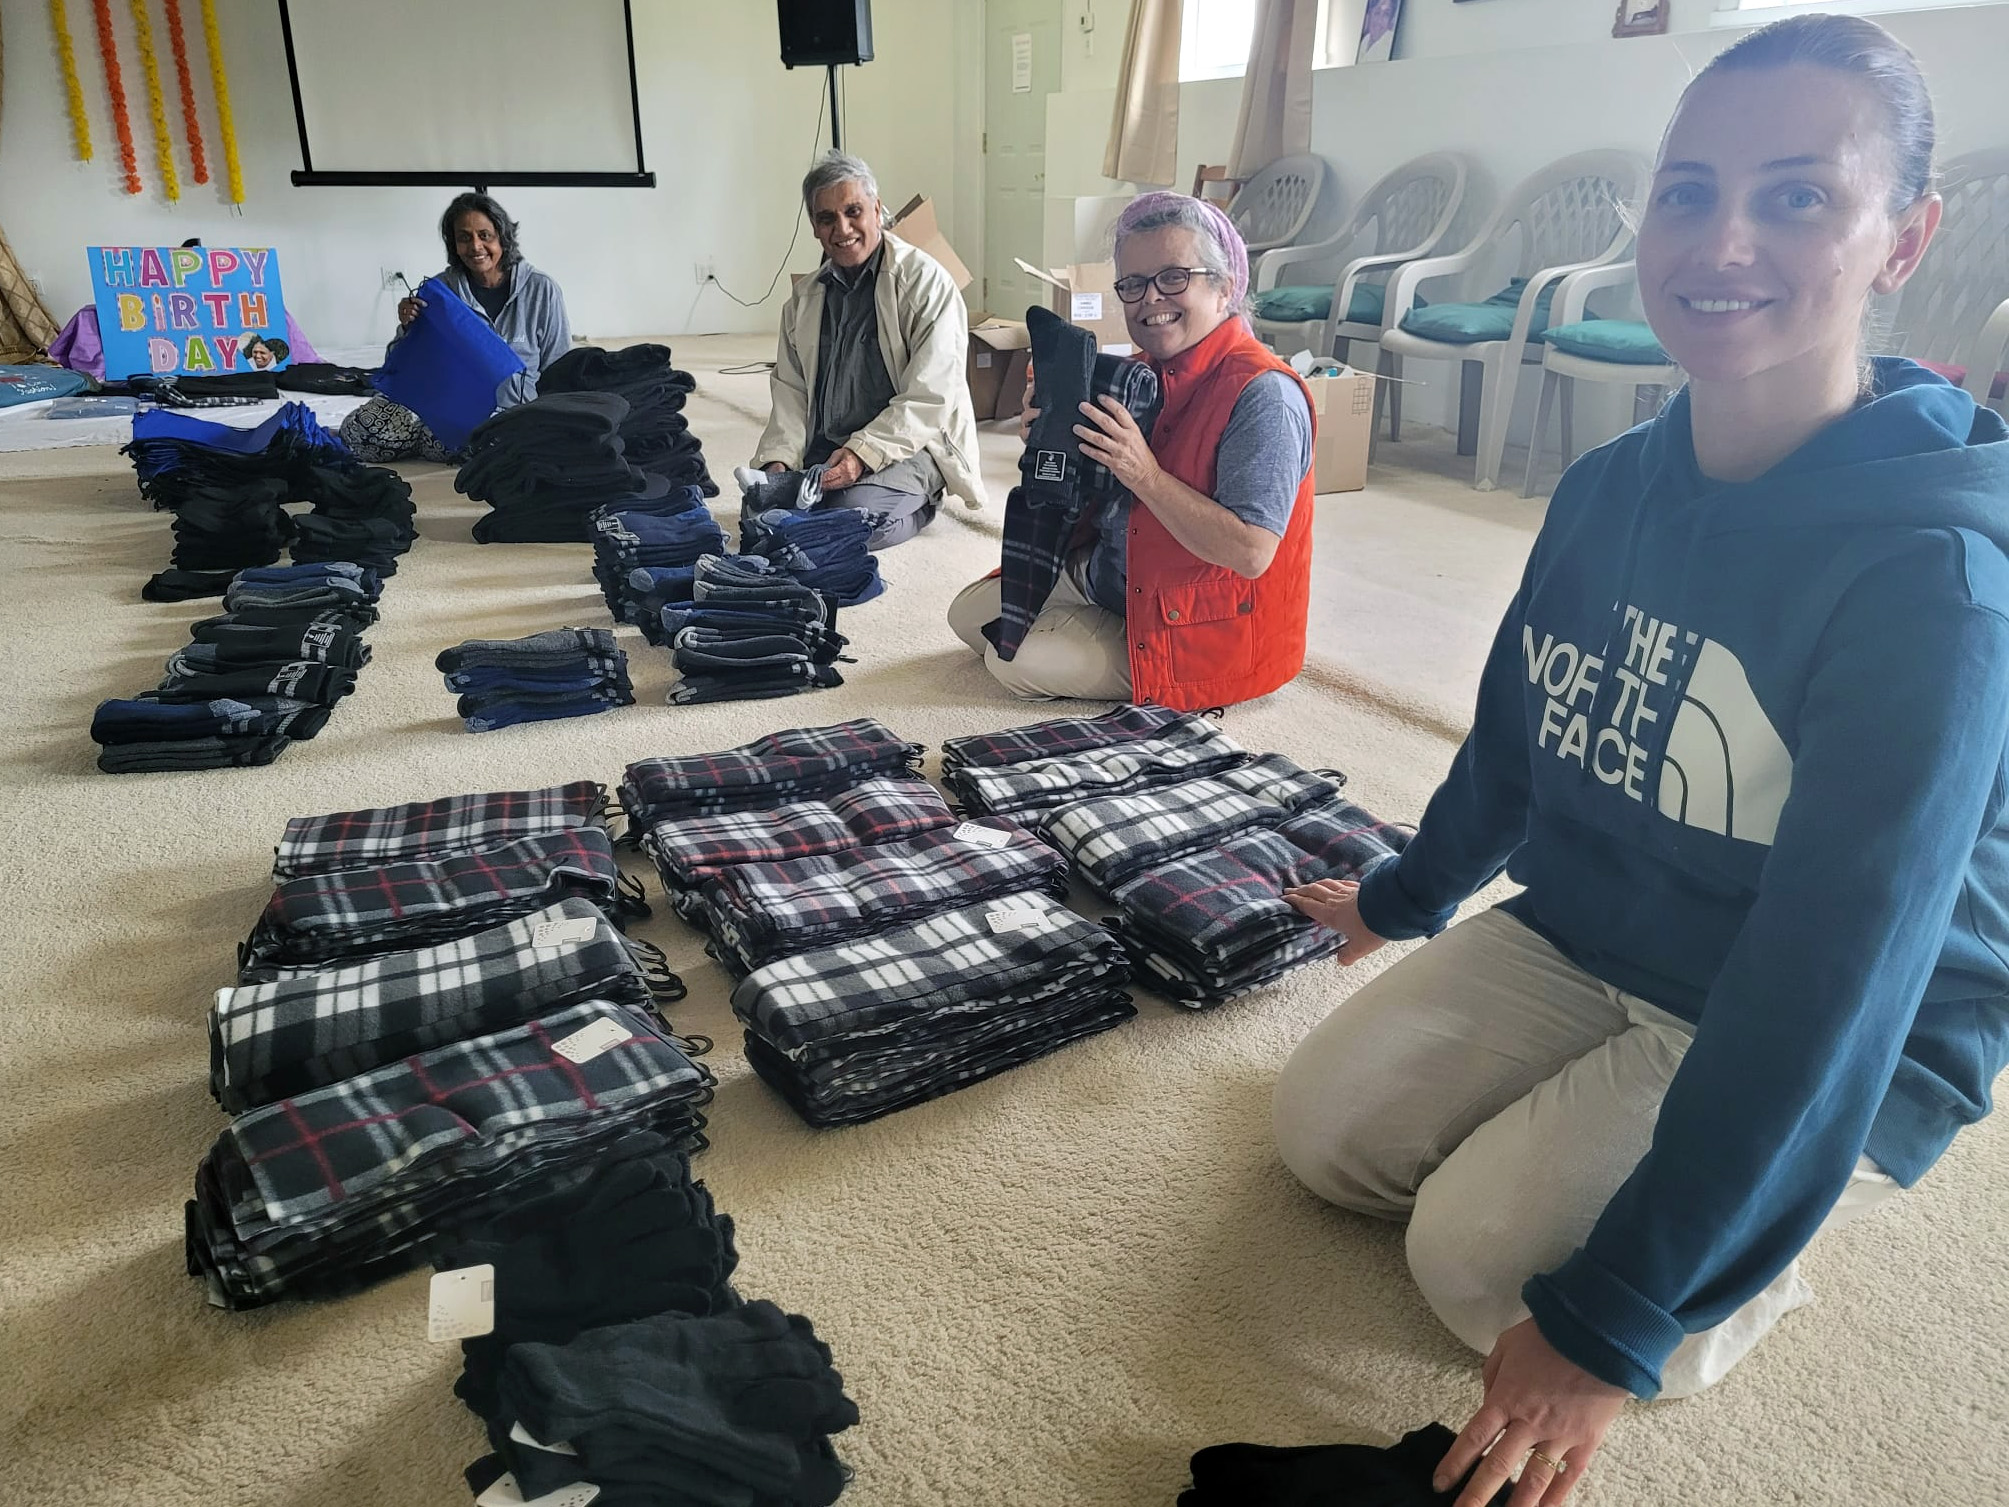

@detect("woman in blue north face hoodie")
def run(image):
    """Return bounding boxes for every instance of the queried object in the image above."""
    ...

[1270,15,2009,1506]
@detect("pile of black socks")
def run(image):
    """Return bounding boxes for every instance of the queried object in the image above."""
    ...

[459,392,676,544]
[666,573,849,706]
[592,486,727,627]
[437,628,636,732]
[93,562,379,772]
[289,464,417,575]
[740,504,885,607]
[541,343,717,497]
[1181,1424,1510,1507]
[160,477,294,581]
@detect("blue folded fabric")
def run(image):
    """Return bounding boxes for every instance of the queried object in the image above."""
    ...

[370,276,525,450]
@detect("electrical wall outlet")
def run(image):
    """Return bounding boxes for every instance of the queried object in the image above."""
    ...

[381,267,403,291]
[693,261,715,286]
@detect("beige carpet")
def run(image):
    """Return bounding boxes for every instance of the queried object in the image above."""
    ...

[1,336,2003,1507]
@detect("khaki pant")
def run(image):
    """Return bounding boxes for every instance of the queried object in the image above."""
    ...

[947,563,1132,702]
[1272,906,1899,1398]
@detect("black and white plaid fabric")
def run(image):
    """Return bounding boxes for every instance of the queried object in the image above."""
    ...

[639,776,956,891]
[944,718,1252,819]
[1107,800,1411,1007]
[186,1001,713,1308]
[1041,754,1346,892]
[271,781,609,879]
[939,704,1196,775]
[731,892,1130,1054]
[240,827,634,979]
[619,719,922,828]
[209,899,664,1113]
[698,819,1071,974]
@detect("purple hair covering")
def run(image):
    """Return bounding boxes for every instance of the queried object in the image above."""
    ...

[1112,191,1251,303]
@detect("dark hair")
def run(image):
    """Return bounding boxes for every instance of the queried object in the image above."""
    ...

[264,339,290,361]
[438,192,523,275]
[1696,13,1935,213]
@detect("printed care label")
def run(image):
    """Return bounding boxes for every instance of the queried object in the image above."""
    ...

[1071,291,1104,322]
[986,908,1046,934]
[532,916,599,949]
[473,1472,599,1507]
[551,1018,631,1065]
[427,1264,494,1343]
[953,822,1011,849]
[509,1421,581,1457]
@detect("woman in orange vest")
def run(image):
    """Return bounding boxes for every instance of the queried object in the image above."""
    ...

[947,193,1317,711]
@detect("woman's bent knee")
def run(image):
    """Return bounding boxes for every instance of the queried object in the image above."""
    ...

[1272,1032,1409,1218]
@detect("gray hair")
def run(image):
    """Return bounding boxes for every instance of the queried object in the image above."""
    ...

[801,151,891,225]
[1109,193,1252,314]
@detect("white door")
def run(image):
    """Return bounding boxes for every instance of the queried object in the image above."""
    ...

[985,0,1063,317]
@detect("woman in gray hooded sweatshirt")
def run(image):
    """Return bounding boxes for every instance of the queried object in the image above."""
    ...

[339,192,571,463]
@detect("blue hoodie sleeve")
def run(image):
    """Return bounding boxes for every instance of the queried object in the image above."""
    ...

[1524,533,2009,1397]
[1356,574,1536,941]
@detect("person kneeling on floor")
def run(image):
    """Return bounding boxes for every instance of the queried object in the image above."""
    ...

[748,150,984,548]
[947,193,1315,709]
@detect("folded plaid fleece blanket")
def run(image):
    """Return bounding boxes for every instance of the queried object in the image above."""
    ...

[698,818,1071,975]
[943,717,1253,819]
[240,827,637,979]
[271,781,609,879]
[938,704,1195,775]
[639,776,956,892]
[186,1001,712,1308]
[619,718,923,828]
[209,898,662,1113]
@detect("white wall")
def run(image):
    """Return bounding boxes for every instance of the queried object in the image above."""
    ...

[0,0,987,352]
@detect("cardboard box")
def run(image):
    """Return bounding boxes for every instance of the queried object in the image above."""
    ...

[1012,258,1135,356]
[967,318,1031,421]
[888,195,972,291]
[1303,367,1379,494]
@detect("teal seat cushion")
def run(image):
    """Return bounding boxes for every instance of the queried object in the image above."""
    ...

[1540,319,1670,365]
[1398,278,1563,345]
[1252,282,1410,326]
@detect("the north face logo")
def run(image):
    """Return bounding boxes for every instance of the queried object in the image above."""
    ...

[1657,638,1791,844]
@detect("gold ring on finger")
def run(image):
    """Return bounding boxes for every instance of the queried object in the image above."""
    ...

[1527,1449,1568,1475]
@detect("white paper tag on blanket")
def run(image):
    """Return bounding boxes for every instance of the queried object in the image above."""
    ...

[427,1264,494,1342]
[986,908,1047,934]
[552,1018,632,1065]
[509,1421,581,1457]
[532,916,599,950]
[474,1472,599,1507]
[953,822,1011,849]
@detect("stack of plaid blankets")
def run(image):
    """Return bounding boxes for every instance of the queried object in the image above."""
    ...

[189,781,704,1309]
[628,719,1135,1126]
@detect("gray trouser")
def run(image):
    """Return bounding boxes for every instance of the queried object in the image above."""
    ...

[1272,905,1898,1399]
[821,480,937,550]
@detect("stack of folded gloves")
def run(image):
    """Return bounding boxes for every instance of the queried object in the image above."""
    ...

[467,1300,856,1507]
[693,817,1068,976]
[459,392,675,544]
[184,1000,714,1308]
[1180,1425,1511,1507]
[237,826,647,980]
[540,343,717,496]
[666,573,849,707]
[290,463,418,576]
[437,628,636,733]
[942,712,1254,822]
[640,775,958,924]
[732,891,1135,1127]
[592,495,727,625]
[739,505,885,607]
[618,719,925,831]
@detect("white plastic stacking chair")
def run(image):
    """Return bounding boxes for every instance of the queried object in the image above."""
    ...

[1882,148,2009,414]
[1521,263,1681,497]
[1379,150,1650,491]
[1250,153,1468,446]
[1226,155,1332,255]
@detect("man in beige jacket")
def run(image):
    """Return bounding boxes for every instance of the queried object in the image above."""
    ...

[750,151,985,547]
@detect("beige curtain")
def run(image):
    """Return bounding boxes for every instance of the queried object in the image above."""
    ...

[0,11,61,361]
[1102,0,1183,187]
[1228,0,1318,179]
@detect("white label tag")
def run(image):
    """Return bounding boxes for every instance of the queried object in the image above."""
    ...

[1103,342,1136,357]
[986,908,1046,934]
[532,917,599,949]
[428,1264,495,1342]
[474,1473,600,1507]
[1071,291,1104,322]
[509,1421,581,1457]
[953,821,1012,849]
[552,1017,632,1065]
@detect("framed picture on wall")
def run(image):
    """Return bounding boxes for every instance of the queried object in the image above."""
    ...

[1613,0,1670,37]
[1359,0,1403,63]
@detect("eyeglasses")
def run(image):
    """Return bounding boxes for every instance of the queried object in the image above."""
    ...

[1113,267,1220,304]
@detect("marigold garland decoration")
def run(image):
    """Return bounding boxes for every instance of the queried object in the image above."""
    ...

[130,0,181,201]
[162,0,209,184]
[199,0,243,203]
[51,0,95,162]
[91,0,143,194]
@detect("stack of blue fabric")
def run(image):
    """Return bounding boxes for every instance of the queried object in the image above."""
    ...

[123,403,352,510]
[436,628,636,733]
[590,487,726,626]
[739,506,885,607]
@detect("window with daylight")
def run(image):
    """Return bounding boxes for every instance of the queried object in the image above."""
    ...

[1180,0,1258,81]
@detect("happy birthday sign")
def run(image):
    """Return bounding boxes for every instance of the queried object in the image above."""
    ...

[87,245,290,380]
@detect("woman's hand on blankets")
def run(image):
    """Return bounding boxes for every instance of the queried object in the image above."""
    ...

[1281,878,1388,964]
